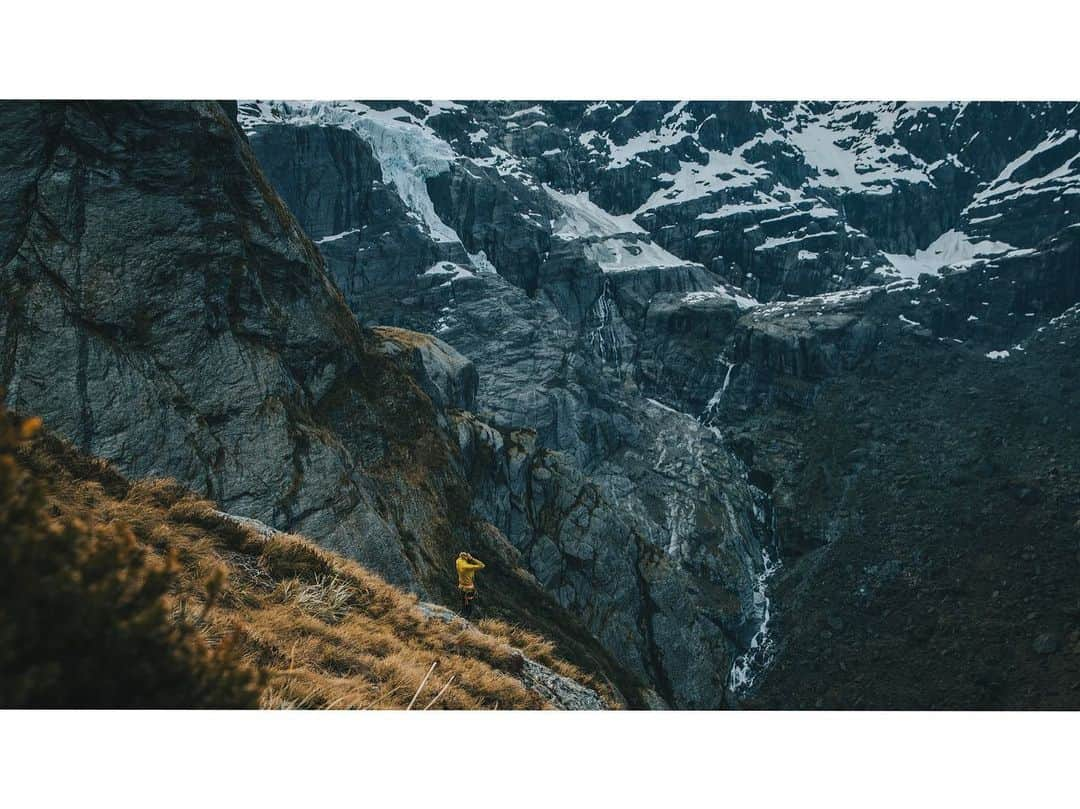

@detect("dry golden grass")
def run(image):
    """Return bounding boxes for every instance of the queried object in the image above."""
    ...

[16,430,613,710]
[370,326,435,350]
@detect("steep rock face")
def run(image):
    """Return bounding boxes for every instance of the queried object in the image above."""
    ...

[739,307,1080,708]
[705,229,1080,704]
[450,409,763,706]
[248,122,463,324]
[0,102,427,580]
[0,101,646,705]
[725,287,885,411]
[426,163,556,298]
[251,124,379,241]
[633,290,748,413]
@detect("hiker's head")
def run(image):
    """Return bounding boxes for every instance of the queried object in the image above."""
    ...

[459,551,469,560]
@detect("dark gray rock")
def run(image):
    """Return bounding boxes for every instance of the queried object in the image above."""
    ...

[451,406,765,707]
[372,327,478,411]
[1033,633,1060,655]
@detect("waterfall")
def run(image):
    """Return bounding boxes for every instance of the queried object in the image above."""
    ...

[727,546,782,696]
[698,362,783,699]
[703,357,736,423]
[726,477,782,699]
[585,279,623,368]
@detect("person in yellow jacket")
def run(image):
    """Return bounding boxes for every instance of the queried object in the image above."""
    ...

[456,552,485,618]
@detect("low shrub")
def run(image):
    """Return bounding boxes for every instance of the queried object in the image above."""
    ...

[0,400,263,707]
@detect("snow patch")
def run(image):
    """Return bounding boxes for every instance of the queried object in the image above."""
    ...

[584,238,700,273]
[681,286,759,310]
[315,228,362,244]
[421,262,476,283]
[422,100,466,119]
[634,148,771,214]
[883,229,1017,278]
[468,250,499,274]
[239,101,462,244]
[544,184,701,273]
[544,185,644,239]
[501,105,544,121]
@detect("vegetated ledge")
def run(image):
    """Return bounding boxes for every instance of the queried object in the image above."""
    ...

[1,405,614,710]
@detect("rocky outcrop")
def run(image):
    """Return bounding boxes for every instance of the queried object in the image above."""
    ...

[372,326,478,411]
[722,288,884,410]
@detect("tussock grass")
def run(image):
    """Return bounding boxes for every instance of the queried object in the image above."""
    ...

[5,405,612,709]
[276,575,356,624]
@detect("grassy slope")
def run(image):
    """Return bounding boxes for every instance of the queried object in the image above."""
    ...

[6,412,615,710]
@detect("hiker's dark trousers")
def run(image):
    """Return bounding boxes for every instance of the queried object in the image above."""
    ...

[461,587,477,618]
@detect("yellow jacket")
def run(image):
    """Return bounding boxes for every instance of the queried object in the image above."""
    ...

[456,555,485,589]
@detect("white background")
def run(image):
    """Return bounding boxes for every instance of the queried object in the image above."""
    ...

[6,1,1079,99]
[2,2,1076,806]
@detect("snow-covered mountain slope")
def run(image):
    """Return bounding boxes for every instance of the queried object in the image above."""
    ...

[565,101,1077,297]
[238,99,1080,461]
[238,100,1080,706]
[240,100,1079,302]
